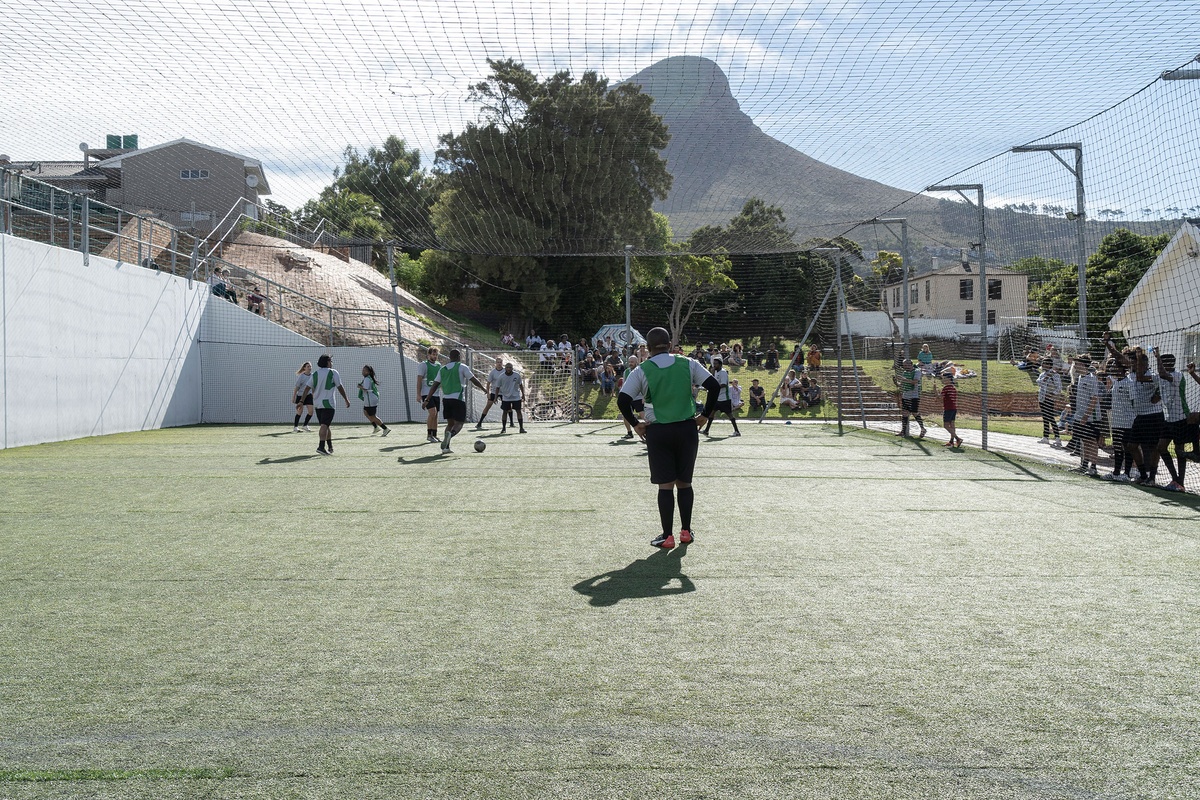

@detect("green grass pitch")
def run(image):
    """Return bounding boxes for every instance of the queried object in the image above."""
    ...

[1,422,1198,798]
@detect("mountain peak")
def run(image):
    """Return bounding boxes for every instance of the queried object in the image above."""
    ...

[625,56,742,117]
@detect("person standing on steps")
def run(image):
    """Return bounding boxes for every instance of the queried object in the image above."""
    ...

[618,327,720,550]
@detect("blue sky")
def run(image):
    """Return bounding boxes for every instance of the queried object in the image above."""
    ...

[3,0,1199,218]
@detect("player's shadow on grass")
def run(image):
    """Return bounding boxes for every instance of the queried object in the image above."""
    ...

[380,442,435,452]
[572,547,695,606]
[257,455,319,464]
[397,453,450,464]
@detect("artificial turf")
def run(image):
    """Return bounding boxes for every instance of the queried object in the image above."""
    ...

[1,423,1197,798]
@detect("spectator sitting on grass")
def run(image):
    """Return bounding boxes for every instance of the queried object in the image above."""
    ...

[806,344,821,372]
[729,378,743,411]
[1011,348,1043,371]
[579,353,599,383]
[601,363,618,395]
[728,343,745,366]
[779,369,806,409]
[764,344,780,371]
[804,376,823,406]
[747,345,763,368]
[501,331,516,348]
[917,344,935,374]
[748,379,767,412]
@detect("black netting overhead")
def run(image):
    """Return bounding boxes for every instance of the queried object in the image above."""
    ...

[4,0,1200,258]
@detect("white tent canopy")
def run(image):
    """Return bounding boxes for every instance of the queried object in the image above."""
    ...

[592,324,646,347]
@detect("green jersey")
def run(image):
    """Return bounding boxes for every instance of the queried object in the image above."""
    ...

[642,356,697,424]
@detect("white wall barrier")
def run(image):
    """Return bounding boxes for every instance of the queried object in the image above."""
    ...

[1,234,427,449]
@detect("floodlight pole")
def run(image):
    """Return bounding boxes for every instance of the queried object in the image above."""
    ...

[875,218,910,359]
[812,247,844,434]
[623,244,633,352]
[1011,143,1087,349]
[388,243,413,423]
[927,184,988,451]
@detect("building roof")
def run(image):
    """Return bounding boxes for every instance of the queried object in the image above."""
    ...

[1108,221,1200,333]
[93,138,271,194]
[4,161,111,181]
[883,262,1025,289]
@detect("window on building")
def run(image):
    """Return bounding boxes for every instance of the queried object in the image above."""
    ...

[987,309,997,325]
[960,279,974,300]
[1183,332,1200,363]
[893,288,900,307]
[964,309,974,325]
[181,211,213,224]
[910,285,919,305]
[925,280,930,302]
[988,279,1002,300]
[180,169,210,180]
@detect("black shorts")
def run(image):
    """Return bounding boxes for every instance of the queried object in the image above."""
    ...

[1074,420,1100,442]
[422,395,440,412]
[442,397,467,422]
[363,405,377,416]
[1160,419,1188,445]
[501,399,522,411]
[645,419,700,485]
[901,397,920,414]
[295,394,313,406]
[315,408,335,425]
[714,399,733,415]
[942,409,957,424]
[1130,414,1164,447]
[488,392,501,402]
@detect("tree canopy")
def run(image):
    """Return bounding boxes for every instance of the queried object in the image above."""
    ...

[1031,229,1169,333]
[426,59,672,328]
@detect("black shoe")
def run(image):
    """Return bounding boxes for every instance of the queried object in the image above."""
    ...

[316,446,329,456]
[651,533,675,549]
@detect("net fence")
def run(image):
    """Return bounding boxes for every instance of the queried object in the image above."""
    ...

[2,0,1200,486]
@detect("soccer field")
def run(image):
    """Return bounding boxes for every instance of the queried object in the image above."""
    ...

[2,422,1198,799]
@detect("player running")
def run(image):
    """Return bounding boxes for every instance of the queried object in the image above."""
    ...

[311,354,350,456]
[475,356,506,431]
[496,362,527,433]
[618,327,720,549]
[701,357,741,437]
[357,365,389,436]
[416,346,442,443]
[422,349,487,454]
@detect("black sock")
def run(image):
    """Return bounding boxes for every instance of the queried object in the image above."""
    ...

[294,414,301,426]
[677,486,694,531]
[730,415,739,433]
[303,414,312,425]
[657,489,674,537]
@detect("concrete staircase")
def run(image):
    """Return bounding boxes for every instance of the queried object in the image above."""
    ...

[825,365,900,423]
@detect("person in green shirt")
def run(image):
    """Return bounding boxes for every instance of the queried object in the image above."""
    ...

[618,327,721,549]
[422,349,487,454]
[416,346,442,444]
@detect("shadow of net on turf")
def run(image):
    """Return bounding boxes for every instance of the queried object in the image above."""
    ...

[572,548,695,607]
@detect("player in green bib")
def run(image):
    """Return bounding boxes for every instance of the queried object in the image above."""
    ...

[416,346,442,443]
[618,327,721,549]
[422,349,487,454]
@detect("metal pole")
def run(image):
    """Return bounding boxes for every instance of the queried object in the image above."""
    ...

[80,194,89,266]
[1074,147,1088,349]
[49,186,55,245]
[842,271,867,429]
[835,254,844,435]
[901,229,910,360]
[117,210,124,262]
[170,230,177,274]
[389,245,413,423]
[927,184,988,450]
[624,244,633,350]
[328,306,335,348]
[68,196,75,251]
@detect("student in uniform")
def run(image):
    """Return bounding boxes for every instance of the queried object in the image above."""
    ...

[416,346,442,443]
[618,327,720,549]
[1104,360,1135,481]
[422,349,487,454]
[475,356,506,431]
[311,354,350,456]
[293,361,314,432]
[701,358,741,437]
[620,356,645,440]
[1153,351,1190,492]
[357,365,389,436]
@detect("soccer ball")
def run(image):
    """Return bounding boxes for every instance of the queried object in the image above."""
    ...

[474,439,486,452]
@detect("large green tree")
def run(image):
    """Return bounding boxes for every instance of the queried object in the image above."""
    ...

[1031,229,1169,333]
[430,59,672,330]
[688,199,808,340]
[328,137,435,248]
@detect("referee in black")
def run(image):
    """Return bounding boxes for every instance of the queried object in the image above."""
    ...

[619,327,721,549]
